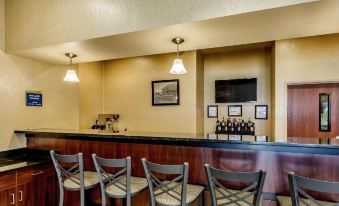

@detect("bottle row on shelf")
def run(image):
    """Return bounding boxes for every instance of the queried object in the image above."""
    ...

[216,117,255,134]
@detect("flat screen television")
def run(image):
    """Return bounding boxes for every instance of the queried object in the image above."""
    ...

[215,78,257,103]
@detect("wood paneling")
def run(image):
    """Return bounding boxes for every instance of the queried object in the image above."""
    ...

[330,138,339,145]
[0,171,16,190]
[28,137,339,206]
[287,83,339,139]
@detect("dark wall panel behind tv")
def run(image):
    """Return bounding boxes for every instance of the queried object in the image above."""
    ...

[215,78,257,103]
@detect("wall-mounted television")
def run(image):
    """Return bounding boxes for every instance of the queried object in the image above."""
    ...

[215,78,257,103]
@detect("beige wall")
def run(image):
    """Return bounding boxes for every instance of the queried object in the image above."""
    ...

[204,48,272,138]
[79,62,104,129]
[103,51,199,134]
[196,51,204,136]
[0,51,79,151]
[0,0,4,51]
[270,45,276,139]
[274,33,339,141]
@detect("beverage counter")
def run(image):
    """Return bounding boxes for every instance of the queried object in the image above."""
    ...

[15,129,339,206]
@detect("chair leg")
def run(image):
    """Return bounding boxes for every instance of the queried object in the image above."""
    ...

[80,189,85,206]
[59,186,64,206]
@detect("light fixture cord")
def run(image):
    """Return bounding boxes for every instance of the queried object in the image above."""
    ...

[176,43,179,58]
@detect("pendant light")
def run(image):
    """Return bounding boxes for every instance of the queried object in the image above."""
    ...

[170,37,187,74]
[63,53,80,82]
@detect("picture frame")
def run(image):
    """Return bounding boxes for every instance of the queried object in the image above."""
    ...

[26,91,43,107]
[255,105,268,119]
[228,105,242,116]
[152,79,179,106]
[207,105,218,118]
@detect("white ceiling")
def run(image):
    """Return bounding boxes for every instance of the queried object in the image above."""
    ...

[10,0,339,65]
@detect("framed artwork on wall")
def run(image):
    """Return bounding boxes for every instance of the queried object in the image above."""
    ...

[152,79,179,106]
[228,105,242,116]
[26,91,43,107]
[207,105,218,118]
[255,105,268,119]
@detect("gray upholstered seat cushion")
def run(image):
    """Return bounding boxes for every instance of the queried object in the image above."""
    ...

[216,188,262,206]
[154,182,204,206]
[105,176,148,198]
[63,171,99,190]
[276,195,337,206]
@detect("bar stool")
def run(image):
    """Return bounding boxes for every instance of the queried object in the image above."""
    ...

[204,164,266,206]
[50,150,99,206]
[92,154,148,206]
[141,158,204,206]
[277,172,339,206]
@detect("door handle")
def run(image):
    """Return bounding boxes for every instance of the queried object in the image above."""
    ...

[32,171,44,176]
[19,190,23,201]
[10,193,15,205]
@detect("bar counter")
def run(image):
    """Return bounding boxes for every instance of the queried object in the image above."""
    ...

[15,128,339,155]
[15,129,339,205]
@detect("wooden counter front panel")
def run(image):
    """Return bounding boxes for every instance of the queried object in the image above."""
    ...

[27,137,339,205]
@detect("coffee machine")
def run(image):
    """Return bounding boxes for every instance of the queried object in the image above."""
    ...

[92,114,120,133]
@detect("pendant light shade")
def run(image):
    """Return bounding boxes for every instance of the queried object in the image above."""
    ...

[170,37,187,74]
[64,53,80,83]
[63,69,80,82]
[170,58,187,74]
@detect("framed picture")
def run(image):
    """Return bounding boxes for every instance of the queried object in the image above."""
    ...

[228,105,242,116]
[152,79,179,106]
[255,105,268,119]
[26,91,43,107]
[207,105,218,118]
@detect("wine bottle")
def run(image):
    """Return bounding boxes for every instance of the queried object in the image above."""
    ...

[216,119,221,132]
[251,122,255,132]
[248,118,254,132]
[221,117,226,132]
[227,117,232,131]
[239,119,243,132]
[224,122,228,132]
[237,118,241,131]
[230,118,234,132]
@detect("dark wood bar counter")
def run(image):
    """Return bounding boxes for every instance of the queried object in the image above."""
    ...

[15,129,339,206]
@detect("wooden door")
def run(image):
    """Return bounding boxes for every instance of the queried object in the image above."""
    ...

[0,187,16,206]
[0,171,17,206]
[16,182,35,206]
[34,169,56,206]
[287,83,339,139]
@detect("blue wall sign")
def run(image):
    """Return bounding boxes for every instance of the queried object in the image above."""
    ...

[26,91,43,107]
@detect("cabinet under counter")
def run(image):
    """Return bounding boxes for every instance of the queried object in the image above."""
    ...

[0,148,56,206]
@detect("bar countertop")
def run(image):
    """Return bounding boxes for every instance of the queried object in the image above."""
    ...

[15,128,339,155]
[0,148,52,173]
